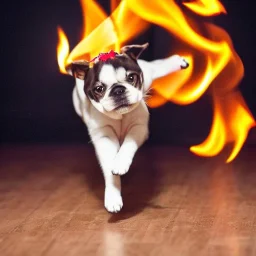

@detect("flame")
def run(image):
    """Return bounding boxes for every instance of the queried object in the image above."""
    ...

[56,0,255,162]
[183,0,227,16]
[80,0,107,38]
[57,26,70,74]
[191,92,255,163]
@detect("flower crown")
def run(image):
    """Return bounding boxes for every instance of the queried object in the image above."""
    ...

[89,50,119,66]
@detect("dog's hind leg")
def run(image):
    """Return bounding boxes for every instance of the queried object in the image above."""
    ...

[138,55,189,93]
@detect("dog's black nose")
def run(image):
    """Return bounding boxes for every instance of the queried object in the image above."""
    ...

[110,85,126,96]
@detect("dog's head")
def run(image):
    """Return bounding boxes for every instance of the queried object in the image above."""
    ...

[67,43,149,119]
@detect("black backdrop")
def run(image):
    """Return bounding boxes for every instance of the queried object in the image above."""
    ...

[2,0,256,146]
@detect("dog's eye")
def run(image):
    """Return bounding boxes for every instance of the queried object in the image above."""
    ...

[94,85,105,94]
[127,73,138,84]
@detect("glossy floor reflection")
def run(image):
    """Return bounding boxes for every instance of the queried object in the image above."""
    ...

[0,145,255,255]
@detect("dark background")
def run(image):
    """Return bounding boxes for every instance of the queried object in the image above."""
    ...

[2,0,256,146]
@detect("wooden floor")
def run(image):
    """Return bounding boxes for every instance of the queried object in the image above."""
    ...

[0,145,255,256]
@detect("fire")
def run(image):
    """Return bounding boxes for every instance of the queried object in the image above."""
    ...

[183,0,227,16]
[57,26,70,74]
[56,0,255,162]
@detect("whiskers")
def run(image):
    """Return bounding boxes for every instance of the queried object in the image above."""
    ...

[143,87,153,106]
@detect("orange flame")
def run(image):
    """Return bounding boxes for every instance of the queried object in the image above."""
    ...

[57,26,70,74]
[56,0,255,162]
[183,0,227,16]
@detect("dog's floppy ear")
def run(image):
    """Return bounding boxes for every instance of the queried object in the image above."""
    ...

[121,43,149,60]
[66,60,90,80]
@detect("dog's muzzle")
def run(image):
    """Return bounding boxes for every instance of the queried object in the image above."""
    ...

[109,85,126,97]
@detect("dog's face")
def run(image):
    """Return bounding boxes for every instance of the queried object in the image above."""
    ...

[67,43,148,119]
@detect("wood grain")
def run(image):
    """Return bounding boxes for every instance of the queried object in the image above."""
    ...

[0,145,255,256]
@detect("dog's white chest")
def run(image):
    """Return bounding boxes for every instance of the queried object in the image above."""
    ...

[79,99,148,142]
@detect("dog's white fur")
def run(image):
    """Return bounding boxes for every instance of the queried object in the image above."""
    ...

[72,55,188,212]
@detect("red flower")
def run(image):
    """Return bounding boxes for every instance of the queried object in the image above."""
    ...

[90,50,118,63]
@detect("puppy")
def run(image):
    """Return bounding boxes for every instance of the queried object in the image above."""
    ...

[67,43,189,213]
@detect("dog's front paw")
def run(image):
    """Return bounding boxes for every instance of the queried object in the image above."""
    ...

[112,154,132,176]
[104,187,123,213]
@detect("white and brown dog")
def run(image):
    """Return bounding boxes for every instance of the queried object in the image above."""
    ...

[67,43,189,213]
